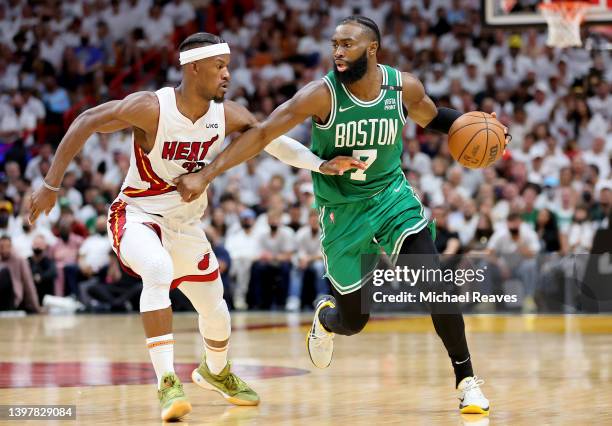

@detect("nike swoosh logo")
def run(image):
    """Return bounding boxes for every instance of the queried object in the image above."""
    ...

[454,357,471,365]
[339,105,355,112]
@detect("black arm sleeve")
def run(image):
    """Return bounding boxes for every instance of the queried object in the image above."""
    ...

[424,107,462,134]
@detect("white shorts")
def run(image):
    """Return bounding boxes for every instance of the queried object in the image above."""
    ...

[107,199,219,288]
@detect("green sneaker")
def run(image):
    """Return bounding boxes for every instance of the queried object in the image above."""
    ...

[158,372,192,421]
[191,358,260,406]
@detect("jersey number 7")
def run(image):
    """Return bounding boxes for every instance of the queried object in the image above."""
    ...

[350,149,377,181]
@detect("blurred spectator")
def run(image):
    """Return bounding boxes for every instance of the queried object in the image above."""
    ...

[450,198,479,247]
[49,217,84,296]
[587,81,611,120]
[205,207,228,244]
[425,63,451,100]
[0,93,37,145]
[520,183,540,227]
[85,254,142,312]
[431,205,461,255]
[225,209,259,310]
[287,209,328,312]
[535,209,562,253]
[466,213,494,251]
[248,209,295,310]
[488,212,540,311]
[163,0,196,28]
[403,138,432,176]
[103,0,132,41]
[28,235,57,305]
[12,214,57,258]
[287,202,303,232]
[0,200,18,237]
[525,84,554,125]
[25,144,54,183]
[73,216,111,288]
[583,137,610,180]
[143,3,174,48]
[567,205,595,254]
[0,236,40,312]
[41,76,70,135]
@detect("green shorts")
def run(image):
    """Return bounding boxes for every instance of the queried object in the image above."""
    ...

[318,175,429,295]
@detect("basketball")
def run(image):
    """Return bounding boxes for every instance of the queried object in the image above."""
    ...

[448,112,506,169]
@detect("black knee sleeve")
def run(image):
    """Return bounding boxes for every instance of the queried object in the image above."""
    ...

[339,312,369,336]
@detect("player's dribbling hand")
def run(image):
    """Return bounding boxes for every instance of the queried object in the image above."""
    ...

[490,112,512,150]
[29,187,58,225]
[174,172,209,202]
[319,156,366,176]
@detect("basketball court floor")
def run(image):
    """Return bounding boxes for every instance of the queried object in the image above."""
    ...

[1,313,612,425]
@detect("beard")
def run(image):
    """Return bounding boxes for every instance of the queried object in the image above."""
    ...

[333,50,368,84]
[213,93,225,103]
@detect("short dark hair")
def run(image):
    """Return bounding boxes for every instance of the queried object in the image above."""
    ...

[507,212,522,222]
[338,15,381,48]
[179,32,225,52]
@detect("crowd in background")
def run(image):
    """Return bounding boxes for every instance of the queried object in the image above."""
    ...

[0,0,610,314]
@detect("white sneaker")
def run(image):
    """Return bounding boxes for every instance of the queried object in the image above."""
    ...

[285,296,300,312]
[233,297,247,311]
[307,296,335,369]
[458,376,490,415]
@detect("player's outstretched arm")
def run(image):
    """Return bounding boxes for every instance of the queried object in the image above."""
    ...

[207,81,326,177]
[220,100,365,174]
[220,100,324,172]
[174,82,365,202]
[29,92,159,224]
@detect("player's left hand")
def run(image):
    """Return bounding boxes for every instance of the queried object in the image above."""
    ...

[490,112,512,150]
[174,171,210,202]
[320,156,366,176]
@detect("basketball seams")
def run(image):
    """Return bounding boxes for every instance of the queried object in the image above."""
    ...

[477,116,490,168]
[449,121,488,139]
[458,127,488,164]
[449,119,505,139]
[488,129,503,167]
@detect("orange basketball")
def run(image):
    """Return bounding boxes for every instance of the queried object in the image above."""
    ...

[448,112,505,169]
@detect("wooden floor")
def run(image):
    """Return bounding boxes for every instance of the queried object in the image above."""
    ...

[1,313,612,425]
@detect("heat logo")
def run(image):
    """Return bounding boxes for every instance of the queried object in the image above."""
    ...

[161,135,219,162]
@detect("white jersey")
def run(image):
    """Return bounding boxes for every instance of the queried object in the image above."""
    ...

[118,87,225,223]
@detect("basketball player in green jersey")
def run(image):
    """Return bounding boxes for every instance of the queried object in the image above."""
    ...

[173,16,506,415]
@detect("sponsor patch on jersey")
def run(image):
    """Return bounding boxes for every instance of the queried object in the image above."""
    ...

[384,98,397,110]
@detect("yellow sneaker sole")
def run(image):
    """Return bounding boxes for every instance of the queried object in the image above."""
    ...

[460,405,490,415]
[161,399,192,421]
[191,369,260,406]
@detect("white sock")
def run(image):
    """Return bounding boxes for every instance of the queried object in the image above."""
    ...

[146,333,175,388]
[198,314,229,375]
[205,340,229,375]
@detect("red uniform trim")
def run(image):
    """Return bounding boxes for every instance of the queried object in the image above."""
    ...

[108,200,141,278]
[122,185,176,198]
[170,269,219,289]
[124,141,176,198]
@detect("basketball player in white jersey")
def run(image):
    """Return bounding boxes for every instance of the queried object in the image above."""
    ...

[29,32,364,421]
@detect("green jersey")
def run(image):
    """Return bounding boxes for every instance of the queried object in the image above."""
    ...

[311,64,407,206]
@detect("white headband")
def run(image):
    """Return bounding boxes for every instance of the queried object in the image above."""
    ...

[179,43,231,65]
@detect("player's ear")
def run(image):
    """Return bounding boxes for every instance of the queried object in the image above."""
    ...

[368,41,378,57]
